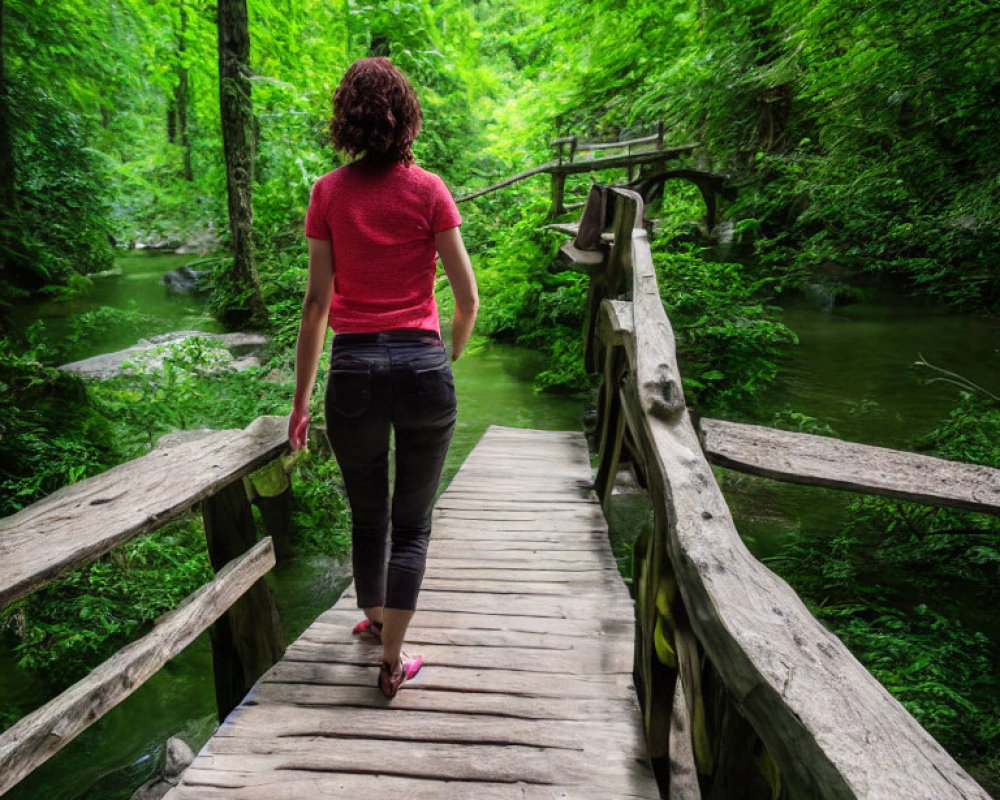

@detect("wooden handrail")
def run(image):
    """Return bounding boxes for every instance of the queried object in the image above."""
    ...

[0,538,276,796]
[0,415,290,794]
[581,185,990,799]
[576,132,661,152]
[0,416,289,607]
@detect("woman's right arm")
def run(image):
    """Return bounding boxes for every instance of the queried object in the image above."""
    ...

[289,236,334,450]
[435,226,479,362]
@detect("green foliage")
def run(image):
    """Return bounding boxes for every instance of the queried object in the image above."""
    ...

[2,517,212,686]
[653,242,797,410]
[767,392,1000,756]
[288,450,352,559]
[59,307,169,364]
[0,78,114,301]
[88,337,288,455]
[0,333,116,516]
[471,191,591,393]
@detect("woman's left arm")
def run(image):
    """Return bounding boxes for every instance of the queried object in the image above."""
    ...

[289,236,334,450]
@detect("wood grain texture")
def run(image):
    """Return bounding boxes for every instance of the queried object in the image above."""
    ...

[163,426,659,799]
[699,417,1000,516]
[597,190,990,799]
[0,415,288,608]
[0,538,276,796]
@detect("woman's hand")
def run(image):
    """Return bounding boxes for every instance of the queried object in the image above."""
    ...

[288,404,311,451]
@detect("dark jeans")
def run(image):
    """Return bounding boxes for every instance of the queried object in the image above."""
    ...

[324,330,457,611]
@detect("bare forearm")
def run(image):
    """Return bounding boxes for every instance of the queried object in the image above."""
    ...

[293,298,329,410]
[435,226,478,362]
[450,304,477,362]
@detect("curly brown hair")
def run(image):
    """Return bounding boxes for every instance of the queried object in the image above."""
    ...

[330,58,422,166]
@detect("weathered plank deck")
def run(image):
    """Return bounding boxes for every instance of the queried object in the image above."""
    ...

[163,425,659,799]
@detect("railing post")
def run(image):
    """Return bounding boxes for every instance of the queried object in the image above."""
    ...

[549,171,567,220]
[202,480,285,721]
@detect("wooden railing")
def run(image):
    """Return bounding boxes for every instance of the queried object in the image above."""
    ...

[575,185,992,798]
[0,416,290,795]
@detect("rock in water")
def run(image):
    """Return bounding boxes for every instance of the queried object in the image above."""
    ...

[161,265,210,294]
[59,331,269,379]
[130,737,194,800]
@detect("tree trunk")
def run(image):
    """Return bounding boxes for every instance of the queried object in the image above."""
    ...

[217,0,267,327]
[0,0,15,213]
[176,0,193,181]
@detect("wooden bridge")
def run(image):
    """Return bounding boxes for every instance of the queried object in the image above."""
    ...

[456,124,729,228]
[2,186,998,799]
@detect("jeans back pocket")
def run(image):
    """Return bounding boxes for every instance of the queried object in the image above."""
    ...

[327,361,372,418]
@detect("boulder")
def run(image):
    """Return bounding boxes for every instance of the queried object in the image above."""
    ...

[161,265,210,295]
[130,737,195,800]
[59,331,270,379]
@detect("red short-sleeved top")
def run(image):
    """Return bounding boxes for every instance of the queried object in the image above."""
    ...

[305,161,462,334]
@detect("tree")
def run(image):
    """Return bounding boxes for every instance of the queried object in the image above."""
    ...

[167,0,194,182]
[0,0,13,214]
[217,0,266,327]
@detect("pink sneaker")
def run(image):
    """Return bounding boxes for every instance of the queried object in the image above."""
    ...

[352,619,383,642]
[378,654,423,698]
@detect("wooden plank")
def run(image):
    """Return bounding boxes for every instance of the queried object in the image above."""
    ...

[0,415,288,608]
[214,705,644,752]
[307,615,631,649]
[699,417,1000,516]
[166,775,659,800]
[203,481,285,721]
[548,145,696,176]
[318,607,633,638]
[282,639,633,675]
[257,664,637,705]
[171,740,652,793]
[0,538,276,796]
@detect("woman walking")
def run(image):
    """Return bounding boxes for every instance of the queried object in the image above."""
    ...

[287,57,478,698]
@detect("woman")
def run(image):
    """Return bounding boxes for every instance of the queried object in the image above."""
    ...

[287,57,478,698]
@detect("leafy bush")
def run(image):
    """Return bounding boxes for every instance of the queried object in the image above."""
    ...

[0,334,116,516]
[766,392,1000,757]
[0,78,114,308]
[2,518,212,687]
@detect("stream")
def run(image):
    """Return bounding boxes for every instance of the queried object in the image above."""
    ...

[3,255,999,798]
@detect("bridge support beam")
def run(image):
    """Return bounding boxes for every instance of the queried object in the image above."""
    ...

[202,479,286,721]
[549,172,567,220]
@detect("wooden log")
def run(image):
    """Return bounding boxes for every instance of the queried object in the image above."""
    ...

[0,538,276,796]
[594,344,627,513]
[577,132,662,152]
[609,187,686,420]
[0,415,288,609]
[455,162,554,203]
[548,145,697,176]
[705,689,773,800]
[252,488,293,562]
[698,417,1000,516]
[203,479,285,721]
[602,190,990,798]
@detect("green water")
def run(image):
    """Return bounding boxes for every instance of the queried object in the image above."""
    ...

[722,295,1000,562]
[9,252,224,362]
